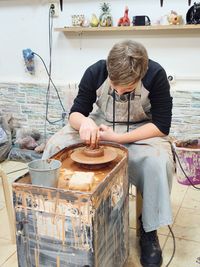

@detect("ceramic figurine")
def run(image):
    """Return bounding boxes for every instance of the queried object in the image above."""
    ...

[99,3,113,27]
[71,15,85,27]
[90,14,99,27]
[158,15,168,25]
[118,6,130,26]
[82,18,90,27]
[167,10,183,25]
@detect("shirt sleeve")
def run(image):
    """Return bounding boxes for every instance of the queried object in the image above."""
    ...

[69,67,97,116]
[148,68,173,135]
[69,60,108,117]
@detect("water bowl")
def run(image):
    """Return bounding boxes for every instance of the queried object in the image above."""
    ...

[28,159,61,187]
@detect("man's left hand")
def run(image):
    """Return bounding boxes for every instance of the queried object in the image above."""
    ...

[99,124,120,142]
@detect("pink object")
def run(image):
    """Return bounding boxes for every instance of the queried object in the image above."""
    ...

[118,6,130,26]
[173,140,200,185]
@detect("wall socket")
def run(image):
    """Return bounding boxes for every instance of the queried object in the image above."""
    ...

[50,2,59,17]
[167,75,176,84]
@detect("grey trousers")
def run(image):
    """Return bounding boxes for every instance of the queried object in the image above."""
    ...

[125,137,175,232]
[43,116,175,232]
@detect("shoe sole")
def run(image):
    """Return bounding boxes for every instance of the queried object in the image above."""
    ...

[140,257,163,267]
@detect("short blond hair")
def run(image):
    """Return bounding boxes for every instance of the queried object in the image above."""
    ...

[107,40,148,86]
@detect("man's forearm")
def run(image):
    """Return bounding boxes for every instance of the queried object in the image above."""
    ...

[116,123,166,144]
[69,112,86,130]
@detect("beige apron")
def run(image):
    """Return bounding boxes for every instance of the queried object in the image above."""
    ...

[96,78,151,125]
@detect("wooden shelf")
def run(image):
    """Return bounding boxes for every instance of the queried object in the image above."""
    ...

[55,24,200,34]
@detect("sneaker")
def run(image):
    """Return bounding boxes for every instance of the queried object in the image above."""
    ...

[139,221,163,267]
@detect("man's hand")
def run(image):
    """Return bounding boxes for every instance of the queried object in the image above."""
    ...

[99,124,120,142]
[79,117,99,148]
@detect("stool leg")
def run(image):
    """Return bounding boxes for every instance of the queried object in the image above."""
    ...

[136,189,143,237]
[0,170,16,244]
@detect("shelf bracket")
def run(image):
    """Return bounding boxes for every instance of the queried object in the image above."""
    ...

[78,32,83,50]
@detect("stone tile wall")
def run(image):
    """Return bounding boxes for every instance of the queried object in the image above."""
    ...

[0,82,199,140]
[0,82,69,137]
[170,89,200,140]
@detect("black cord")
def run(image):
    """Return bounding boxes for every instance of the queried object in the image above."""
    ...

[33,5,65,131]
[34,52,65,124]
[6,167,28,175]
[173,149,200,190]
[33,52,65,115]
[44,7,53,142]
[165,225,176,267]
[46,7,54,123]
[45,7,53,125]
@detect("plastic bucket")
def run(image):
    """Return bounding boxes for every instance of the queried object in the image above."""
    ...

[28,159,62,187]
[173,140,200,185]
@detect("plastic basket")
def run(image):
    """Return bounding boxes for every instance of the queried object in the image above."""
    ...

[173,139,200,185]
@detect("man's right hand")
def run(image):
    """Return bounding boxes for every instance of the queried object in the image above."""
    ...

[79,117,99,148]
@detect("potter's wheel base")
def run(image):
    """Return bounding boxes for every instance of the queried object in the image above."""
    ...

[70,146,117,166]
[77,162,110,170]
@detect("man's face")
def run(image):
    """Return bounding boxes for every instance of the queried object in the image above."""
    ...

[109,79,139,96]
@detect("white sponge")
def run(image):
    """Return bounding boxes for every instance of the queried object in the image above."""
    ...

[69,171,94,191]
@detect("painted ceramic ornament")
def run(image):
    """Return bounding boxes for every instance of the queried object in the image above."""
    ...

[82,18,90,27]
[167,10,183,25]
[118,6,130,26]
[99,2,113,27]
[90,13,99,27]
[71,14,85,26]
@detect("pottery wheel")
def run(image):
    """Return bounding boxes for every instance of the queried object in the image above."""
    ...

[70,146,117,165]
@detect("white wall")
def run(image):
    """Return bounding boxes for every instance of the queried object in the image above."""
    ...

[0,0,200,88]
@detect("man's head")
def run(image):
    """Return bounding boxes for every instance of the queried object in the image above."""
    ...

[107,40,148,94]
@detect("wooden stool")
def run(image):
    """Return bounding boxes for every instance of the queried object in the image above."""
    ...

[136,189,143,236]
[129,185,143,236]
[0,165,28,243]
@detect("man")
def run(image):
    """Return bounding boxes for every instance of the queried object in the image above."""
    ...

[43,40,175,267]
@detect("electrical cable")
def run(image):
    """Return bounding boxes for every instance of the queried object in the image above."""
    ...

[43,7,52,143]
[46,6,53,122]
[44,6,54,143]
[44,7,53,142]
[33,52,65,115]
[165,225,176,267]
[6,167,28,175]
[33,5,66,142]
[46,6,65,118]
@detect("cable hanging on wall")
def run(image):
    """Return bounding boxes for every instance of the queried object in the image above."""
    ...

[22,4,66,143]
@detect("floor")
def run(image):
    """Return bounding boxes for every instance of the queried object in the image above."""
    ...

[0,160,200,267]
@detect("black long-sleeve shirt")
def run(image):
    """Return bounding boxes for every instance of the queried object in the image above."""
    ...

[70,59,172,135]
